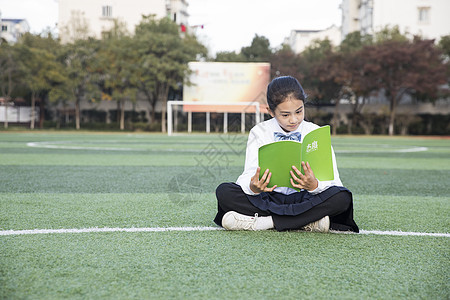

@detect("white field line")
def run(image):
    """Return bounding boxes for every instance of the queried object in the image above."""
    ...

[336,146,428,153]
[26,142,141,152]
[395,146,429,153]
[336,230,450,237]
[0,226,223,236]
[26,141,428,154]
[0,227,449,237]
[26,142,213,153]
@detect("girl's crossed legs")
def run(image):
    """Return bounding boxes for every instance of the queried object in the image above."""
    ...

[214,182,358,232]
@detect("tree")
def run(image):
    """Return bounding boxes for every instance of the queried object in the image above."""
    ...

[359,38,447,135]
[215,51,244,62]
[300,38,337,100]
[18,33,66,129]
[438,35,450,58]
[311,52,347,135]
[98,21,136,130]
[133,15,206,132]
[54,38,101,129]
[299,38,346,134]
[374,25,410,44]
[0,43,23,128]
[340,50,378,134]
[269,44,304,80]
[438,35,450,88]
[241,34,272,62]
[339,31,378,134]
[339,31,372,54]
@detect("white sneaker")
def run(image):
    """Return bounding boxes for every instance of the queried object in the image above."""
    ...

[222,211,259,231]
[302,216,330,233]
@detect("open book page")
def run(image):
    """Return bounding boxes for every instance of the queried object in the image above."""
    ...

[258,125,334,190]
[258,141,301,190]
[301,125,334,181]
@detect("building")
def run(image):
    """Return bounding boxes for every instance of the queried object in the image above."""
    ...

[55,0,191,125]
[58,0,189,43]
[285,25,342,54]
[0,10,30,44]
[341,0,450,40]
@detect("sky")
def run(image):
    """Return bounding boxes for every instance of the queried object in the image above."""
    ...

[0,0,342,54]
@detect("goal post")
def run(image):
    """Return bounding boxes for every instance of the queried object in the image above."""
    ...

[167,101,264,136]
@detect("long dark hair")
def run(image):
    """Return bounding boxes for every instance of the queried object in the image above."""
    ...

[266,76,307,112]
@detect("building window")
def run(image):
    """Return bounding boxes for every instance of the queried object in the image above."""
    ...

[418,7,430,24]
[1,25,7,32]
[102,6,112,18]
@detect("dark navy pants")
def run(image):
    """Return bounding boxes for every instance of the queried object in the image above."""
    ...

[214,182,359,232]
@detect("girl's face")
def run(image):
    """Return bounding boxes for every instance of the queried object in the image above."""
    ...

[269,98,304,132]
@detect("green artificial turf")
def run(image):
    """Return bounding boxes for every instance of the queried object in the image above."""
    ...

[0,132,449,299]
[1,232,448,299]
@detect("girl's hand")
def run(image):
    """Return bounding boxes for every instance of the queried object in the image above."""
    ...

[250,167,277,194]
[290,162,318,191]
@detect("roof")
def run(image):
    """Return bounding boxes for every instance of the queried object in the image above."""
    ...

[292,29,320,34]
[292,25,340,34]
[2,19,26,24]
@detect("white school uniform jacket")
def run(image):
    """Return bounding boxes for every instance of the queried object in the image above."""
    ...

[236,118,343,195]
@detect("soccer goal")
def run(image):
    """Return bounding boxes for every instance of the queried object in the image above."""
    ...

[167,101,266,136]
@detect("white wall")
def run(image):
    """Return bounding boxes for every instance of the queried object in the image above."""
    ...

[341,0,360,37]
[0,106,38,123]
[169,0,189,25]
[289,25,341,53]
[0,19,30,44]
[372,0,450,39]
[342,0,450,41]
[58,0,186,42]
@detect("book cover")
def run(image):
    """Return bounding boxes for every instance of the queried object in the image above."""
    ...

[258,125,334,190]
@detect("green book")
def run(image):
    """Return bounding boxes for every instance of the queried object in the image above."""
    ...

[258,125,334,190]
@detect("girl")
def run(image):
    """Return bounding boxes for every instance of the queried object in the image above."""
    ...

[213,76,359,232]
